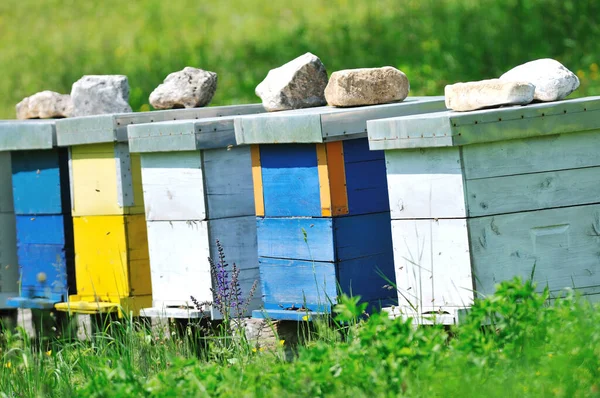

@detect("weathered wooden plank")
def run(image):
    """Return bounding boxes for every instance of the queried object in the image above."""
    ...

[342,137,384,163]
[140,152,206,221]
[250,145,265,217]
[465,166,600,217]
[333,212,394,261]
[384,146,467,219]
[235,112,323,144]
[367,96,600,150]
[15,215,66,245]
[0,152,14,213]
[337,253,397,305]
[125,214,151,295]
[468,203,600,298]
[0,213,18,296]
[203,146,256,219]
[257,217,334,262]
[325,141,349,216]
[0,120,56,151]
[258,257,338,311]
[260,144,321,217]
[390,219,473,312]
[11,149,63,215]
[462,130,600,180]
[17,243,68,301]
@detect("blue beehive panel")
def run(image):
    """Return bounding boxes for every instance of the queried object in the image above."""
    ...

[333,212,394,261]
[343,139,390,215]
[16,215,66,245]
[257,217,335,262]
[17,243,69,301]
[337,254,397,307]
[11,149,68,215]
[260,144,321,217]
[259,256,337,312]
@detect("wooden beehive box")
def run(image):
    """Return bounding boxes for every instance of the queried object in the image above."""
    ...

[0,136,18,311]
[127,104,265,319]
[367,96,600,323]
[234,96,447,320]
[0,120,74,310]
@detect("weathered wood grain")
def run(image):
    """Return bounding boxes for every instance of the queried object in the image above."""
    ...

[390,219,473,312]
[385,146,467,219]
[0,152,14,213]
[466,166,600,217]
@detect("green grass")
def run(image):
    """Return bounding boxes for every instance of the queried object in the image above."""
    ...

[1,278,600,397]
[0,0,598,119]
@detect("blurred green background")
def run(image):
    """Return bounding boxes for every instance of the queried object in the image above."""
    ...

[0,0,598,118]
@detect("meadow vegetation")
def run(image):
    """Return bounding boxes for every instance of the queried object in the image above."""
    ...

[0,0,598,119]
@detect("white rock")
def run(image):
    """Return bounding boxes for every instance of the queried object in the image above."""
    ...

[71,75,132,117]
[149,67,217,109]
[445,79,535,112]
[500,58,580,102]
[16,91,73,119]
[256,52,328,112]
[325,67,409,107]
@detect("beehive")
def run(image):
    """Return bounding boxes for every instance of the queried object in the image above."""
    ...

[0,120,74,310]
[367,96,600,323]
[127,104,265,319]
[234,97,446,320]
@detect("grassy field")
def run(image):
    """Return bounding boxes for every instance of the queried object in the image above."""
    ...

[0,0,598,119]
[1,278,599,396]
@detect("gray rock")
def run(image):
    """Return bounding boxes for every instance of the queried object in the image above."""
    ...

[71,75,132,117]
[445,79,535,112]
[149,67,218,109]
[256,52,328,112]
[325,66,410,107]
[500,58,580,102]
[16,90,73,119]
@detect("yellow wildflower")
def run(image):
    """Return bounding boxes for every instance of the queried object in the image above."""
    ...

[259,347,265,352]
[252,348,257,353]
[302,315,310,321]
[4,362,10,368]
[46,350,52,356]
[279,340,285,347]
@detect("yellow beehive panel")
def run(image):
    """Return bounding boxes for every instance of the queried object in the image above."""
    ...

[71,143,124,216]
[72,215,130,300]
[125,214,152,296]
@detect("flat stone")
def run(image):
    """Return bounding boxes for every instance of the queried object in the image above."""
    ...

[500,58,580,102]
[445,79,535,112]
[325,66,410,107]
[71,75,132,117]
[16,90,73,119]
[256,52,328,112]
[149,67,217,109]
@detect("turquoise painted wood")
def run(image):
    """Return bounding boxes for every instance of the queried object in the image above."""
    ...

[366,96,600,324]
[0,121,75,310]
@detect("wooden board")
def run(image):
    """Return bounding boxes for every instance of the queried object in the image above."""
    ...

[140,151,206,221]
[11,149,66,215]
[203,146,256,220]
[390,219,474,312]
[17,243,68,301]
[257,217,335,262]
[0,152,14,213]
[337,253,397,305]
[259,257,337,312]
[72,214,150,301]
[0,213,18,295]
[344,158,389,215]
[385,146,467,219]
[71,143,144,216]
[462,130,600,180]
[465,166,600,217]
[260,144,321,217]
[15,215,66,245]
[468,203,600,299]
[333,212,394,261]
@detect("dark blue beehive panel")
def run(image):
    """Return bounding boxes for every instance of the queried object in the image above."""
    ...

[342,139,390,216]
[11,149,66,215]
[260,144,321,217]
[17,243,69,302]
